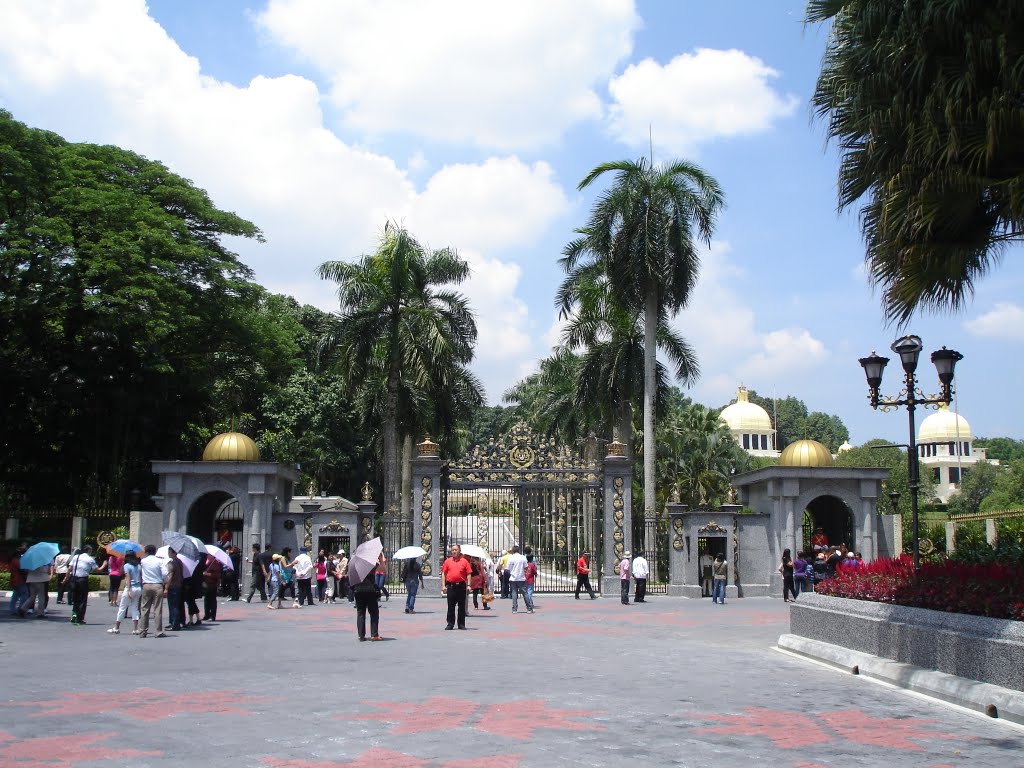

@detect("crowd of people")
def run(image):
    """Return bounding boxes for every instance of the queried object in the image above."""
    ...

[781,543,865,602]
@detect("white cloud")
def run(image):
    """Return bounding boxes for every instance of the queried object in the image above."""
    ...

[675,241,828,406]
[256,0,640,150]
[607,48,799,154]
[965,302,1024,341]
[0,0,573,406]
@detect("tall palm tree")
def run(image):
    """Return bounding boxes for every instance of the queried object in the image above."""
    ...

[567,159,724,522]
[557,253,700,460]
[318,221,478,512]
[808,0,1024,324]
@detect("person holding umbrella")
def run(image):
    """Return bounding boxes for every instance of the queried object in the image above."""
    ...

[16,542,58,618]
[108,550,142,634]
[348,537,385,641]
[400,553,425,613]
[441,543,472,630]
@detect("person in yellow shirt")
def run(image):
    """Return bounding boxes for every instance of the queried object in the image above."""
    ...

[498,550,512,599]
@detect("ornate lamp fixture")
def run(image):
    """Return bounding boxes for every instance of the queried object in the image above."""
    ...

[858,335,963,568]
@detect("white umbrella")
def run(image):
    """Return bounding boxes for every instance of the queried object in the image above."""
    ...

[349,537,383,584]
[458,544,489,560]
[392,545,427,560]
[203,543,233,570]
[156,546,199,578]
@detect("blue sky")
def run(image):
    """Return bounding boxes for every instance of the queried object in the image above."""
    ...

[1,1,1021,444]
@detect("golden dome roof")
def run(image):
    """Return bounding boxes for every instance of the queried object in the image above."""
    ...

[918,403,972,443]
[779,439,834,467]
[202,432,261,461]
[719,387,773,432]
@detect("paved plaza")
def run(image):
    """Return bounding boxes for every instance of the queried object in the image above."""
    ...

[1,592,1021,767]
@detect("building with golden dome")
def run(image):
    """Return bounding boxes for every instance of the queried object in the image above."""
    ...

[917,404,996,503]
[719,387,780,458]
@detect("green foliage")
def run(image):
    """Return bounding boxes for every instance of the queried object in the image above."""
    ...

[318,221,482,508]
[945,460,1002,517]
[807,0,1024,323]
[657,392,749,510]
[974,437,1024,463]
[951,519,1024,568]
[0,110,264,509]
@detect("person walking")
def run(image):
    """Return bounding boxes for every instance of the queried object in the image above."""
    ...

[64,545,98,624]
[780,548,797,602]
[505,545,534,614]
[267,553,284,609]
[19,560,53,619]
[793,551,808,598]
[353,554,383,641]
[202,552,222,621]
[335,550,351,603]
[374,554,389,602]
[54,546,71,604]
[245,543,269,603]
[102,553,124,606]
[278,547,296,602]
[497,550,512,598]
[632,552,649,603]
[523,553,537,608]
[108,550,142,634]
[441,544,472,630]
[164,547,184,631]
[574,550,597,600]
[184,554,205,626]
[618,551,631,605]
[8,543,27,615]
[138,544,167,638]
[402,555,424,613]
[315,553,329,603]
[711,553,728,604]
[292,547,315,607]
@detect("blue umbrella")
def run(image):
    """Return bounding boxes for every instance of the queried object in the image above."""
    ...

[105,539,143,556]
[20,542,59,571]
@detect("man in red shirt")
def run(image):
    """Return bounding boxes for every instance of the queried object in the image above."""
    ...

[441,544,473,630]
[574,550,597,600]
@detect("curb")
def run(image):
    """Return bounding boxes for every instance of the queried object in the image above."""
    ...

[778,633,1024,726]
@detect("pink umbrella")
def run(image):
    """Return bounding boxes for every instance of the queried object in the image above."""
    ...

[203,544,233,571]
[156,546,198,577]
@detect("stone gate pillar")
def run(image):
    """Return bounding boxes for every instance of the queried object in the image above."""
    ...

[601,440,632,595]
[411,436,443,597]
[666,501,688,596]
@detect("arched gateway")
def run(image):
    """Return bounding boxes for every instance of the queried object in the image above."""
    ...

[665,439,901,598]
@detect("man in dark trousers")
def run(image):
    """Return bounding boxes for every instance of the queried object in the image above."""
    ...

[574,550,597,600]
[440,544,472,630]
[245,543,270,602]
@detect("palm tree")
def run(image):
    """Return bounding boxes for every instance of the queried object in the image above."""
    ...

[557,254,700,460]
[808,0,1024,324]
[567,159,724,522]
[318,221,479,512]
[503,347,595,443]
[660,401,748,508]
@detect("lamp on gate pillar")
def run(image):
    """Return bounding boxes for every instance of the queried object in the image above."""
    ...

[859,335,963,569]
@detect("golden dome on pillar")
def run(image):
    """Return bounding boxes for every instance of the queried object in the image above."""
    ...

[202,432,261,462]
[779,439,834,467]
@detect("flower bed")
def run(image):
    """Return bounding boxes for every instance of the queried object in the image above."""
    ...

[813,555,1024,621]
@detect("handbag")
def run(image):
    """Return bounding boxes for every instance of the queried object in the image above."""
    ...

[481,591,495,604]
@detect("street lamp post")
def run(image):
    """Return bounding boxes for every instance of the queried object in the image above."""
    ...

[859,335,963,569]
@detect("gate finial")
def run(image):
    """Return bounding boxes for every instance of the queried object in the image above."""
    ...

[417,435,440,457]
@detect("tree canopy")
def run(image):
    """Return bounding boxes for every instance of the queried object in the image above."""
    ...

[808,0,1024,323]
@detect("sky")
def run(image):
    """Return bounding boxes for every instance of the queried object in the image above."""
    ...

[1,0,1022,445]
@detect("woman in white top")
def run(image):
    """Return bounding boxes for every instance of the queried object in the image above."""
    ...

[108,550,143,634]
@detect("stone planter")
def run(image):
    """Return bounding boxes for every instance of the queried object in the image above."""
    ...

[779,593,1024,724]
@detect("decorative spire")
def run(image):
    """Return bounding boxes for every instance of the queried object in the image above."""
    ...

[417,435,439,457]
